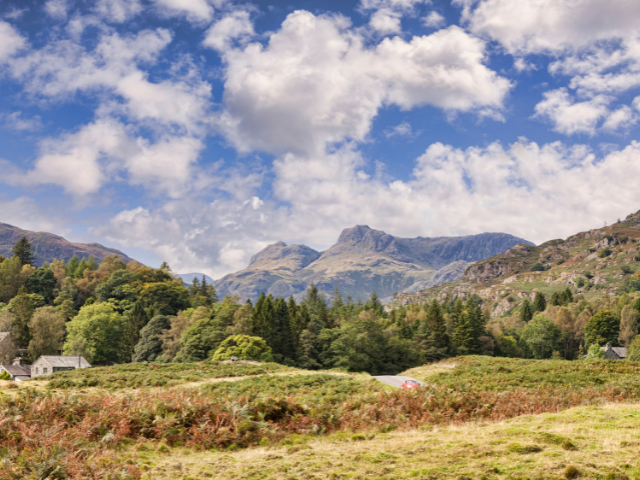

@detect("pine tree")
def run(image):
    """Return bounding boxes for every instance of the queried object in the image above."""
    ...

[121,302,149,362]
[520,299,534,322]
[453,310,476,355]
[532,292,547,312]
[425,300,449,352]
[66,255,80,278]
[252,292,277,346]
[273,297,296,361]
[200,276,218,305]
[12,236,35,266]
[87,255,99,270]
[160,262,171,271]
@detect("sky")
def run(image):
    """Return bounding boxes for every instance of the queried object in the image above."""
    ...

[1,0,640,278]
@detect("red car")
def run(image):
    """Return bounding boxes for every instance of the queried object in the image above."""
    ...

[401,379,421,390]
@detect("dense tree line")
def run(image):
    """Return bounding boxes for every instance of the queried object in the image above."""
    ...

[2,236,640,373]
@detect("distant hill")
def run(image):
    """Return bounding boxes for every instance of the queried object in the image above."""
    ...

[0,222,136,266]
[212,226,534,302]
[394,210,640,317]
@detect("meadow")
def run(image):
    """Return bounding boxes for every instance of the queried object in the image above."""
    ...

[3,357,640,479]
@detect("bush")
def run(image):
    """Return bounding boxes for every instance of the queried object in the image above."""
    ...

[621,265,632,275]
[531,263,546,272]
[211,335,274,362]
[599,247,613,258]
[584,344,605,360]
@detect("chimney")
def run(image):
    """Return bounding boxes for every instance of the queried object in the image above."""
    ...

[13,357,21,366]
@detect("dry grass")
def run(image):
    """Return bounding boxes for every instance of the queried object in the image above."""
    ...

[140,403,640,479]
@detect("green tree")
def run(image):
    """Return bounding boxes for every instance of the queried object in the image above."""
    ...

[532,292,547,313]
[212,334,274,362]
[173,313,227,362]
[63,302,123,364]
[66,255,80,277]
[626,335,640,361]
[452,310,477,355]
[12,236,35,266]
[132,315,171,362]
[139,281,190,316]
[27,307,65,361]
[26,267,57,303]
[520,299,534,322]
[584,343,605,361]
[8,288,36,350]
[252,292,276,344]
[425,300,449,353]
[121,302,149,362]
[520,315,566,359]
[584,310,620,347]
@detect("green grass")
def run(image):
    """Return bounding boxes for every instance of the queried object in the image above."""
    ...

[202,374,386,405]
[46,361,294,389]
[403,356,640,393]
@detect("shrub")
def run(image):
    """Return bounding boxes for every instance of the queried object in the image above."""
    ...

[211,335,274,362]
[584,344,605,360]
[564,466,580,479]
[599,247,613,258]
[621,265,632,275]
[575,277,585,288]
[531,263,546,272]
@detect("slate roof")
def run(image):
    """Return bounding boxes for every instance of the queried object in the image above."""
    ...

[38,356,91,368]
[611,347,627,358]
[2,364,31,376]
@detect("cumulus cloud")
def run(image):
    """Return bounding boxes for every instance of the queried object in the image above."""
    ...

[94,0,142,23]
[369,9,402,34]
[0,21,26,62]
[602,106,638,131]
[384,121,413,137]
[0,196,71,234]
[203,10,254,51]
[151,0,217,23]
[215,11,511,156]
[44,0,69,20]
[422,11,445,28]
[533,88,610,135]
[0,111,42,131]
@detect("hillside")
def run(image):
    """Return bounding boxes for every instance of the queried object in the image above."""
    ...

[5,356,640,479]
[395,210,640,316]
[0,222,136,266]
[213,226,533,302]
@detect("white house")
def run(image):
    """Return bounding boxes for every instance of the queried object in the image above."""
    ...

[31,355,91,378]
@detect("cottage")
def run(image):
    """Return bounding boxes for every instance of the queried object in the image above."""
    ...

[603,343,626,360]
[31,355,91,378]
[0,358,31,381]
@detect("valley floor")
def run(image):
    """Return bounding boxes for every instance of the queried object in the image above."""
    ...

[139,403,640,479]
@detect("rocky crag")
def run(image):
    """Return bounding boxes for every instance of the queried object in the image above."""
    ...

[213,226,533,302]
[394,210,640,317]
[0,222,136,266]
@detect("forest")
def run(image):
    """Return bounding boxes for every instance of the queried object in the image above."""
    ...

[1,236,639,374]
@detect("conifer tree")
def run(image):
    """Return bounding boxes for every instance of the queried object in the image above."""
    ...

[453,310,476,355]
[273,297,296,361]
[12,236,35,266]
[121,302,149,362]
[252,292,277,346]
[520,299,534,322]
[532,292,547,312]
[10,288,35,350]
[425,300,449,352]
[66,255,80,278]
[87,255,99,270]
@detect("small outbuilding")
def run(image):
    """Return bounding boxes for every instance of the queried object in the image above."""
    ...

[0,358,31,381]
[31,355,91,378]
[603,343,626,360]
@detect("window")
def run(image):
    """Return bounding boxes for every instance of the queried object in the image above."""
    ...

[35,367,38,374]
[43,367,48,374]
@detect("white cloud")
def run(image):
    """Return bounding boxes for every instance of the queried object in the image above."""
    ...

[151,0,216,23]
[0,196,70,234]
[1,111,42,131]
[44,0,69,20]
[215,11,511,156]
[456,0,640,55]
[384,121,413,137]
[369,8,402,34]
[203,10,254,51]
[533,88,610,135]
[94,0,142,23]
[360,0,430,14]
[0,21,25,62]
[602,106,638,131]
[422,11,445,28]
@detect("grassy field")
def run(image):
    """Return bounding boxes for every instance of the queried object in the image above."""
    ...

[3,357,640,479]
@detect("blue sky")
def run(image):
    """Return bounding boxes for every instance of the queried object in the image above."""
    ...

[1,0,640,277]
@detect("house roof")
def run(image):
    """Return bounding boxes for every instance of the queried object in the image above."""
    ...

[38,356,91,368]
[611,347,627,358]
[2,364,31,376]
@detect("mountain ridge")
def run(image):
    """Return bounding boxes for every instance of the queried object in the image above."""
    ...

[213,226,534,302]
[0,222,136,266]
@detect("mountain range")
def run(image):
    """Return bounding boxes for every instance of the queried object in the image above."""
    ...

[0,223,136,266]
[394,210,640,317]
[212,225,534,302]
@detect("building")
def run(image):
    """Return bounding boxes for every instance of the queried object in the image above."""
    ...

[0,358,31,381]
[603,343,626,360]
[31,355,91,378]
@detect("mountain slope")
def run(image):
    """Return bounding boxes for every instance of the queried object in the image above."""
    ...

[394,210,640,317]
[213,226,533,302]
[0,223,136,266]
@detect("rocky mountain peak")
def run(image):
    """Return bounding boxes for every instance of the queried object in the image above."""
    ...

[336,225,397,252]
[248,241,320,270]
